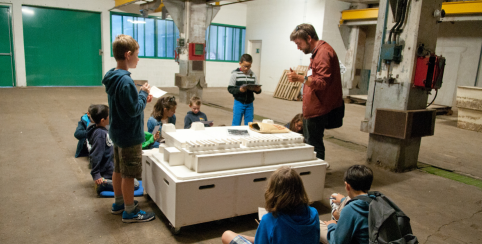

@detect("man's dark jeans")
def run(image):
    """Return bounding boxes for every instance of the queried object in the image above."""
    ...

[303,114,327,160]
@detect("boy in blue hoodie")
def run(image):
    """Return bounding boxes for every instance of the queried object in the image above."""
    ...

[87,104,139,195]
[222,166,320,244]
[102,34,154,223]
[319,165,372,244]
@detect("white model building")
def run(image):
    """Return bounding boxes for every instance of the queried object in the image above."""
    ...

[142,122,328,233]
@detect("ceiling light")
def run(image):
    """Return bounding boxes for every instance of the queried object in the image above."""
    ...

[128,19,146,24]
[22,8,34,15]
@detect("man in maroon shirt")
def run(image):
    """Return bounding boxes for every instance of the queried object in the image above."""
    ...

[288,24,344,160]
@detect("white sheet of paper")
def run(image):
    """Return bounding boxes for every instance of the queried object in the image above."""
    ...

[152,125,160,136]
[258,207,268,221]
[200,120,213,125]
[307,69,313,77]
[149,86,167,98]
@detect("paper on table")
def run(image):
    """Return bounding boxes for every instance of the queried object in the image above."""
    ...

[258,207,268,221]
[150,86,167,98]
[200,120,213,125]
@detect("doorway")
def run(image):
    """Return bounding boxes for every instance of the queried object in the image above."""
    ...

[0,5,15,87]
[249,40,262,83]
[22,6,102,86]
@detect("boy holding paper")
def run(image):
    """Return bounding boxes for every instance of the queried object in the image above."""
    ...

[102,34,154,223]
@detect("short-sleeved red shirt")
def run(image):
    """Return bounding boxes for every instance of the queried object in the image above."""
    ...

[303,41,343,119]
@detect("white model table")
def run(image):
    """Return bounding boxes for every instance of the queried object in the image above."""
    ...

[141,126,328,233]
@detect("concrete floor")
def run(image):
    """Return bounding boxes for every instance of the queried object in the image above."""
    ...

[0,87,481,244]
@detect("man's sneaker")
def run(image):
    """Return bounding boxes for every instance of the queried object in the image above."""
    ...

[111,200,139,215]
[122,208,155,223]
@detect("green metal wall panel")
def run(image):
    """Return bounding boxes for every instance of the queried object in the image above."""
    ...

[22,6,102,86]
[0,6,14,87]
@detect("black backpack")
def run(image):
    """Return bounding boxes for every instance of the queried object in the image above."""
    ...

[349,191,418,244]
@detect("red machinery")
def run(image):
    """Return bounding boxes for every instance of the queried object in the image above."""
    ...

[188,43,205,61]
[413,55,446,90]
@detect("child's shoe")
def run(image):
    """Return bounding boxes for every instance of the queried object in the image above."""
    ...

[122,208,155,223]
[111,200,138,215]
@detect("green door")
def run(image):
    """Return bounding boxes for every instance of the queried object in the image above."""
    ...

[22,6,102,86]
[0,6,14,87]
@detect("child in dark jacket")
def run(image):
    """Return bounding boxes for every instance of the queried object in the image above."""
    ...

[222,166,320,244]
[184,96,213,129]
[88,104,139,194]
[74,104,96,158]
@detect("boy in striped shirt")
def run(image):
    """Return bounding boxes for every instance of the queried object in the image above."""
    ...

[228,54,262,126]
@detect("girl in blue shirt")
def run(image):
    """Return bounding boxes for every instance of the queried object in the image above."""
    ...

[221,166,320,244]
[147,96,177,148]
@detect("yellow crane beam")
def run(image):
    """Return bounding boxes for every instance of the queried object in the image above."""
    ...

[340,1,482,24]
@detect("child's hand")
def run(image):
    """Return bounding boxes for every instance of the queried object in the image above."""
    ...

[154,131,160,141]
[240,86,247,93]
[140,83,151,93]
[324,220,337,225]
[209,122,214,127]
[253,86,261,92]
[331,193,345,204]
[333,209,340,221]
[95,178,104,185]
[147,94,153,103]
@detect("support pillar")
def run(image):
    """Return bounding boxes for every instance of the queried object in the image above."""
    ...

[163,0,219,104]
[343,4,368,96]
[361,0,444,171]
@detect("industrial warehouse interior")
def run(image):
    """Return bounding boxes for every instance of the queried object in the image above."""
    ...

[1,0,481,243]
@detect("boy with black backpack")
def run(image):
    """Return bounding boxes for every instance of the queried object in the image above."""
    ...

[320,165,371,244]
[320,165,418,244]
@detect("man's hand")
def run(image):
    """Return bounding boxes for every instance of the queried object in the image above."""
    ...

[324,220,337,225]
[240,86,247,93]
[140,83,151,93]
[95,178,104,185]
[287,68,302,83]
[147,94,153,103]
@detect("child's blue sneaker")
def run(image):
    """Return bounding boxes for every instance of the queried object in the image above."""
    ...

[122,208,155,223]
[111,200,138,215]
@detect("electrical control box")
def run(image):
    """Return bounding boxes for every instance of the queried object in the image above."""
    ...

[188,43,205,61]
[381,43,403,64]
[413,55,446,90]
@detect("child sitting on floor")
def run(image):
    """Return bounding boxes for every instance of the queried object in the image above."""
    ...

[184,96,213,129]
[222,166,320,244]
[87,104,138,195]
[147,96,177,148]
[319,165,372,244]
[74,104,96,158]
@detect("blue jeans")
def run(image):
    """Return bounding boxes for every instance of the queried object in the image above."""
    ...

[232,100,254,126]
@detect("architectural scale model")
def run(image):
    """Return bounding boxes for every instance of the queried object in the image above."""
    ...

[142,122,328,234]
